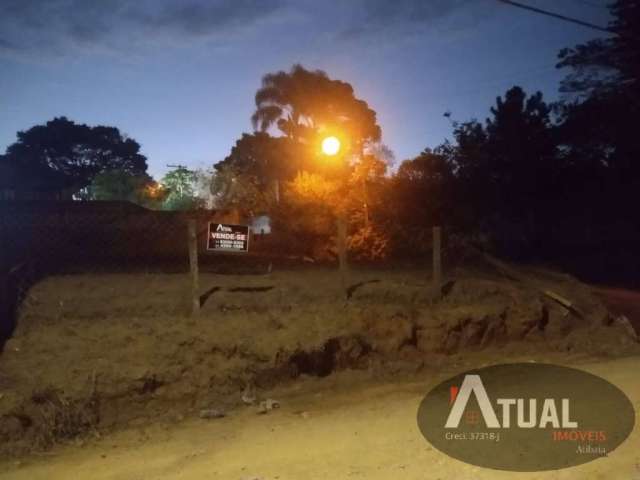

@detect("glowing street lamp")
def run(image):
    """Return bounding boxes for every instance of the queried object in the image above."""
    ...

[318,133,348,288]
[321,135,341,156]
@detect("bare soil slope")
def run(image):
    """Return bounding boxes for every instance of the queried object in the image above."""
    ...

[0,265,638,456]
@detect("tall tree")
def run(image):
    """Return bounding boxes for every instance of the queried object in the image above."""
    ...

[557,0,639,99]
[252,64,381,150]
[393,146,455,229]
[211,164,273,214]
[556,0,640,189]
[216,133,298,185]
[81,169,168,209]
[160,166,202,210]
[1,117,148,195]
[445,87,559,254]
[212,132,302,212]
[484,87,557,214]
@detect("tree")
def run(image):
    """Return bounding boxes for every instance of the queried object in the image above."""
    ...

[85,169,155,204]
[0,154,70,200]
[216,133,295,178]
[448,120,491,224]
[160,166,202,210]
[373,146,456,257]
[215,65,387,259]
[556,0,640,193]
[211,164,273,214]
[350,147,391,227]
[526,2,640,281]
[557,0,639,100]
[214,132,299,199]
[393,146,455,228]
[454,88,557,224]
[83,169,169,209]
[273,146,393,261]
[193,168,216,209]
[270,171,343,258]
[211,132,304,215]
[484,87,557,216]
[251,65,384,221]
[252,64,381,150]
[432,87,560,256]
[1,117,148,195]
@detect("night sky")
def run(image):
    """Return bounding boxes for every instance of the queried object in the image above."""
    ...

[0,0,611,179]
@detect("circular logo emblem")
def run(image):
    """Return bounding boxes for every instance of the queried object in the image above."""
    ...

[417,363,635,471]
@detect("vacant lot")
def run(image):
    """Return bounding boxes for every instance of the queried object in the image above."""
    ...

[0,264,638,476]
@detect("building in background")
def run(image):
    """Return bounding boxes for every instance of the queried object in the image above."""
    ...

[250,214,271,235]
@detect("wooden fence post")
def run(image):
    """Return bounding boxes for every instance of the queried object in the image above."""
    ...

[187,219,200,316]
[432,226,442,298]
[337,213,348,293]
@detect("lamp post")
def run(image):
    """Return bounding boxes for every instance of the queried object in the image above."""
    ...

[320,135,349,293]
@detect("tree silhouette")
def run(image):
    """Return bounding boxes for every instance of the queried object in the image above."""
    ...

[556,0,640,219]
[396,87,561,256]
[1,117,148,195]
[252,64,381,149]
[393,146,455,229]
[557,0,639,99]
[215,132,299,184]
[84,170,156,205]
[451,87,557,232]
[213,132,305,214]
[211,163,273,214]
[485,87,557,206]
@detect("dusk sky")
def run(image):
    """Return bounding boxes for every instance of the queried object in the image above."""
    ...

[1,0,611,179]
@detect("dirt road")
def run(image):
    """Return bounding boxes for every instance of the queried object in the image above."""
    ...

[1,355,638,480]
[594,287,640,334]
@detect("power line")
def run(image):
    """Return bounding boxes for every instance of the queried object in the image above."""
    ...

[496,0,613,33]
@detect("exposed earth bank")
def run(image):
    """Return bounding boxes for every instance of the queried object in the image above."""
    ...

[0,265,638,458]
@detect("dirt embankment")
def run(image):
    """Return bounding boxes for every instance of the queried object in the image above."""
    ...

[0,266,638,456]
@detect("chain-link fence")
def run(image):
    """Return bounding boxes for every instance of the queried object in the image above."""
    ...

[3,201,204,272]
[0,202,225,341]
[0,200,448,344]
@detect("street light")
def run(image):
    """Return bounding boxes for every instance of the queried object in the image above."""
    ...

[321,136,341,156]
[318,133,348,292]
